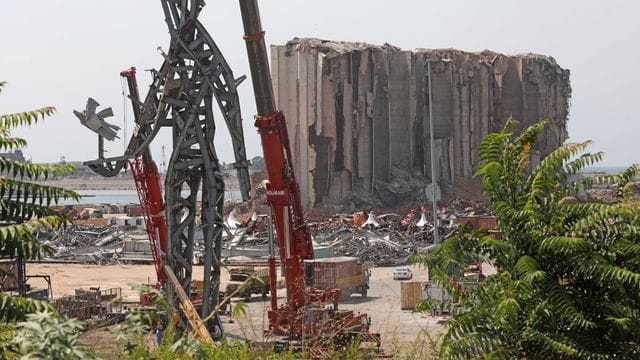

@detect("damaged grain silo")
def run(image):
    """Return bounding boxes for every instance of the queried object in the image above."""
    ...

[271,38,571,209]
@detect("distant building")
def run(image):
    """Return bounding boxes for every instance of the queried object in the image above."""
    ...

[103,214,145,229]
[0,149,26,162]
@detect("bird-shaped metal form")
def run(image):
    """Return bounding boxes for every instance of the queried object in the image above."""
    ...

[74,98,120,141]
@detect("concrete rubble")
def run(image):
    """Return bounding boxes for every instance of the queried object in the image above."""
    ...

[271,38,571,209]
[38,224,120,263]
[218,174,495,265]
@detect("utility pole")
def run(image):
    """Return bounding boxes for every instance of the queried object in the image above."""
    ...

[427,60,439,244]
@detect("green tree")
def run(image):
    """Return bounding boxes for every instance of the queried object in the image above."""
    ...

[0,81,78,319]
[422,119,640,359]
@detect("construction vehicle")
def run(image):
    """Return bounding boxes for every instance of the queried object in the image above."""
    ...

[304,257,370,299]
[239,0,381,353]
[224,266,270,301]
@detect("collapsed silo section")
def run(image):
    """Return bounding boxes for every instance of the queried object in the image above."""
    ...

[271,38,571,209]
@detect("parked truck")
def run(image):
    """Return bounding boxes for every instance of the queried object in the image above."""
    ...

[304,257,370,299]
[224,266,270,301]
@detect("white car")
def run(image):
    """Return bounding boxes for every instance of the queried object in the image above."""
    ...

[393,266,413,280]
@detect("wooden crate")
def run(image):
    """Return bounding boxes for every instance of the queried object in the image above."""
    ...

[400,281,423,310]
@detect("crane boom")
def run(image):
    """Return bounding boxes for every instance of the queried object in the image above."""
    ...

[130,157,167,284]
[121,68,168,285]
[240,0,313,315]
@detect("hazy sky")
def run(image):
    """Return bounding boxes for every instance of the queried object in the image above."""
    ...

[1,0,638,166]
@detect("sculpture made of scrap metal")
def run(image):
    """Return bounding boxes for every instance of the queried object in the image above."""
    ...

[75,0,251,337]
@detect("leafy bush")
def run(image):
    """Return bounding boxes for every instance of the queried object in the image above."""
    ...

[12,310,93,359]
[420,119,640,359]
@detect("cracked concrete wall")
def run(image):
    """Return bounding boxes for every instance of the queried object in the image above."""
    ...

[271,38,571,209]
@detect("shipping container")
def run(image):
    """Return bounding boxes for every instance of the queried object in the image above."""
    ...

[303,257,369,299]
[454,216,497,230]
[126,204,144,217]
[477,216,498,230]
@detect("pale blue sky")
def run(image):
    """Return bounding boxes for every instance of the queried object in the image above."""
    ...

[1,0,638,166]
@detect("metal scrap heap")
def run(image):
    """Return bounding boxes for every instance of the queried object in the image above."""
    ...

[37,224,149,264]
[309,211,454,266]
[223,194,492,266]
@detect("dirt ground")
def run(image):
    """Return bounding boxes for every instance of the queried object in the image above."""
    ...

[27,263,443,355]
[27,263,209,299]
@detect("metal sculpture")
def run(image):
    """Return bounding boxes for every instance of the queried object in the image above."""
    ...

[78,0,251,334]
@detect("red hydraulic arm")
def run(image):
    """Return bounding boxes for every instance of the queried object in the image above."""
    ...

[130,157,167,285]
[239,0,316,331]
[237,3,381,345]
[121,67,168,285]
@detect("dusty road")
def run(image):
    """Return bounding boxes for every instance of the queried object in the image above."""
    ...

[27,263,443,355]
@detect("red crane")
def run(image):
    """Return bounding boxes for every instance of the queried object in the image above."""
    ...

[239,0,380,351]
[120,67,168,286]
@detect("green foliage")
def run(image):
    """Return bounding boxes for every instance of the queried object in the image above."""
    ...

[0,106,56,129]
[12,310,94,359]
[414,298,458,316]
[0,322,19,359]
[0,81,79,322]
[0,292,55,322]
[421,118,640,359]
[232,300,248,318]
[113,284,170,345]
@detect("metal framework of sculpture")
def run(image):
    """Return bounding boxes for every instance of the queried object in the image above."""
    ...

[77,0,251,334]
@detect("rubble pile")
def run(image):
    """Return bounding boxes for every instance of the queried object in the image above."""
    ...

[328,229,414,266]
[38,224,142,264]
[37,173,493,267]
[586,189,618,204]
[445,199,491,216]
[310,213,456,266]
[222,191,493,265]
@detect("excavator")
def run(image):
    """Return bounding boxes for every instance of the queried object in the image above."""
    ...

[77,0,380,354]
